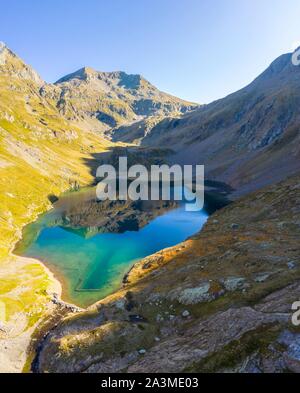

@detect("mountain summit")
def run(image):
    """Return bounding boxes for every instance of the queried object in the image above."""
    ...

[55,66,98,83]
[56,67,145,90]
[0,43,44,85]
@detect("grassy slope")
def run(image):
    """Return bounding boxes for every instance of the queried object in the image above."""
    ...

[0,70,113,331]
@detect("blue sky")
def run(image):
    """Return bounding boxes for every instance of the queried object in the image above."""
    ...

[1,0,300,103]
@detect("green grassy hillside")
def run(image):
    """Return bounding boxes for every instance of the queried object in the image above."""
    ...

[0,45,113,334]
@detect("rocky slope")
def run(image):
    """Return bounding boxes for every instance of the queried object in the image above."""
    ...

[107,115,170,144]
[111,49,300,197]
[36,173,300,373]
[41,66,197,134]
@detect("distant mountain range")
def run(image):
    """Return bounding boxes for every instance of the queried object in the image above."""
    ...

[1,42,300,199]
[0,42,196,134]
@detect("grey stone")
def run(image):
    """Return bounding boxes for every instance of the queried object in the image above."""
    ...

[254,273,270,283]
[223,277,246,291]
[156,314,164,322]
[178,283,211,305]
[278,330,300,360]
[278,330,300,372]
[287,261,296,270]
[114,299,125,310]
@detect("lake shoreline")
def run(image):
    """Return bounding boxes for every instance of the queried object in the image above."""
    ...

[9,181,230,373]
[0,183,89,373]
[16,183,228,308]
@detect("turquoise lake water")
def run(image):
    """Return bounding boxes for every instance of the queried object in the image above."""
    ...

[15,189,210,307]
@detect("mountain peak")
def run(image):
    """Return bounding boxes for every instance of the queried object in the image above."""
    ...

[56,69,157,96]
[78,66,96,78]
[55,66,97,83]
[0,42,44,85]
[0,42,18,62]
[0,41,8,65]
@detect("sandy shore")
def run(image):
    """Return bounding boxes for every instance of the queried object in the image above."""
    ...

[0,254,64,373]
[0,189,85,373]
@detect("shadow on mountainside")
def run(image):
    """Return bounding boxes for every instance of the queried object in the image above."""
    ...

[82,145,173,180]
[82,146,235,205]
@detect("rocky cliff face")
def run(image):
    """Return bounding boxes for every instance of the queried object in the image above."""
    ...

[111,50,300,197]
[36,173,300,373]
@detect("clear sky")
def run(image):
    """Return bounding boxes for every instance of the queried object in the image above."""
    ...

[1,0,300,103]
